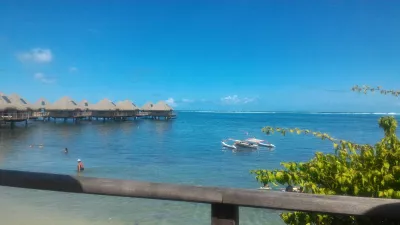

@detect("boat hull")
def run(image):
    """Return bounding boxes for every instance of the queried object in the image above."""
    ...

[222,142,237,149]
[258,143,275,148]
[234,143,258,149]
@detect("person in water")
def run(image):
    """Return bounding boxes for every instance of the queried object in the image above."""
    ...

[64,148,68,154]
[77,159,84,172]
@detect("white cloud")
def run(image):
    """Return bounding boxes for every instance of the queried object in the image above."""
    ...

[69,67,78,72]
[166,97,177,107]
[18,48,53,63]
[220,95,257,104]
[34,72,55,84]
[182,98,194,103]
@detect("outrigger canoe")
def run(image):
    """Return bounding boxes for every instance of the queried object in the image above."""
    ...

[246,138,275,148]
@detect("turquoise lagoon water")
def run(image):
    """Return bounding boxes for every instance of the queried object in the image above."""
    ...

[0,112,393,224]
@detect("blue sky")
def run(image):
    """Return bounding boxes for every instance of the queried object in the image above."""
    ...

[1,0,400,112]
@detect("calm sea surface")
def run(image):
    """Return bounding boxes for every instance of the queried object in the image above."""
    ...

[0,112,394,225]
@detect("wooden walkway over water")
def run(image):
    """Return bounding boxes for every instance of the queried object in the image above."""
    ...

[1,169,400,224]
[0,111,176,128]
[0,94,176,128]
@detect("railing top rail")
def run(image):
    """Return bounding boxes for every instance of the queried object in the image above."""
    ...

[1,169,400,219]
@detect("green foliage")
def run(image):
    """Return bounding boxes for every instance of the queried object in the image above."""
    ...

[352,85,400,97]
[251,86,400,225]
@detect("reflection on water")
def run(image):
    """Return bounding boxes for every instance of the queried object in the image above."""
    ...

[154,120,173,134]
[0,113,389,224]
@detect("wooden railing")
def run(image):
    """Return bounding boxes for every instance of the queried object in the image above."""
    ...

[31,111,50,117]
[73,111,93,117]
[1,170,400,224]
[0,112,30,121]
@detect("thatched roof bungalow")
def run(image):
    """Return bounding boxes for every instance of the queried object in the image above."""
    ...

[8,93,34,111]
[0,93,30,121]
[152,101,173,112]
[146,101,174,117]
[0,93,14,112]
[47,96,80,118]
[30,98,51,118]
[78,100,91,111]
[33,98,51,111]
[116,100,139,117]
[141,102,154,112]
[91,99,117,118]
[0,93,27,111]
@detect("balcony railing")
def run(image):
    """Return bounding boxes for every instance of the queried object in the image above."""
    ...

[31,112,50,117]
[0,112,30,121]
[1,169,400,224]
[73,111,93,117]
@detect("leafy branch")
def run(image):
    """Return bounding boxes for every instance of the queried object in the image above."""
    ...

[251,84,400,225]
[352,85,400,97]
[261,126,373,153]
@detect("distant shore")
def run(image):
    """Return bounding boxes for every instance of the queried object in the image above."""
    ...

[176,110,399,115]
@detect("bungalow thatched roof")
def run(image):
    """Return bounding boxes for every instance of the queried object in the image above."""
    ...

[47,96,79,111]
[33,98,51,110]
[151,101,173,111]
[0,93,22,111]
[0,93,28,111]
[78,100,90,110]
[91,99,117,111]
[141,102,154,111]
[8,93,33,110]
[116,100,139,111]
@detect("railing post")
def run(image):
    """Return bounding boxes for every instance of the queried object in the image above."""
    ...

[211,203,239,225]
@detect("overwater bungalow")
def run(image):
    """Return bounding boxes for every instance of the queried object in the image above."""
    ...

[46,96,81,119]
[31,98,51,118]
[140,102,154,118]
[8,93,37,118]
[141,102,154,111]
[115,100,139,118]
[147,101,175,119]
[33,98,51,111]
[78,100,90,111]
[91,98,117,118]
[0,93,30,122]
[77,100,93,118]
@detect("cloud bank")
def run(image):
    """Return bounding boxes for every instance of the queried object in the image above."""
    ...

[34,73,55,84]
[17,48,53,63]
[220,95,257,104]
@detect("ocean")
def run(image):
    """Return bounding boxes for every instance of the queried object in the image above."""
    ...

[0,112,394,225]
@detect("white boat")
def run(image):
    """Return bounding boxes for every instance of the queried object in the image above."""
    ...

[222,141,237,149]
[234,141,258,149]
[246,138,275,148]
[259,186,271,190]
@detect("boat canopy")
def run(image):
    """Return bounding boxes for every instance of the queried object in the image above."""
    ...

[246,138,265,143]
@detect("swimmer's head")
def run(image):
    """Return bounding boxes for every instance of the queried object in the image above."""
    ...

[77,159,81,162]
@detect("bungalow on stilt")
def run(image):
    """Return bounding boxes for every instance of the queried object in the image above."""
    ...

[32,98,51,120]
[91,99,117,121]
[148,101,175,120]
[140,102,154,118]
[77,100,93,119]
[46,97,81,122]
[0,93,30,127]
[116,100,140,120]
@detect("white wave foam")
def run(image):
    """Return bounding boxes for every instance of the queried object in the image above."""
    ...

[182,111,277,114]
[179,111,399,115]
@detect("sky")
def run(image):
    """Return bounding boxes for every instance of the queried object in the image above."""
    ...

[1,0,400,112]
